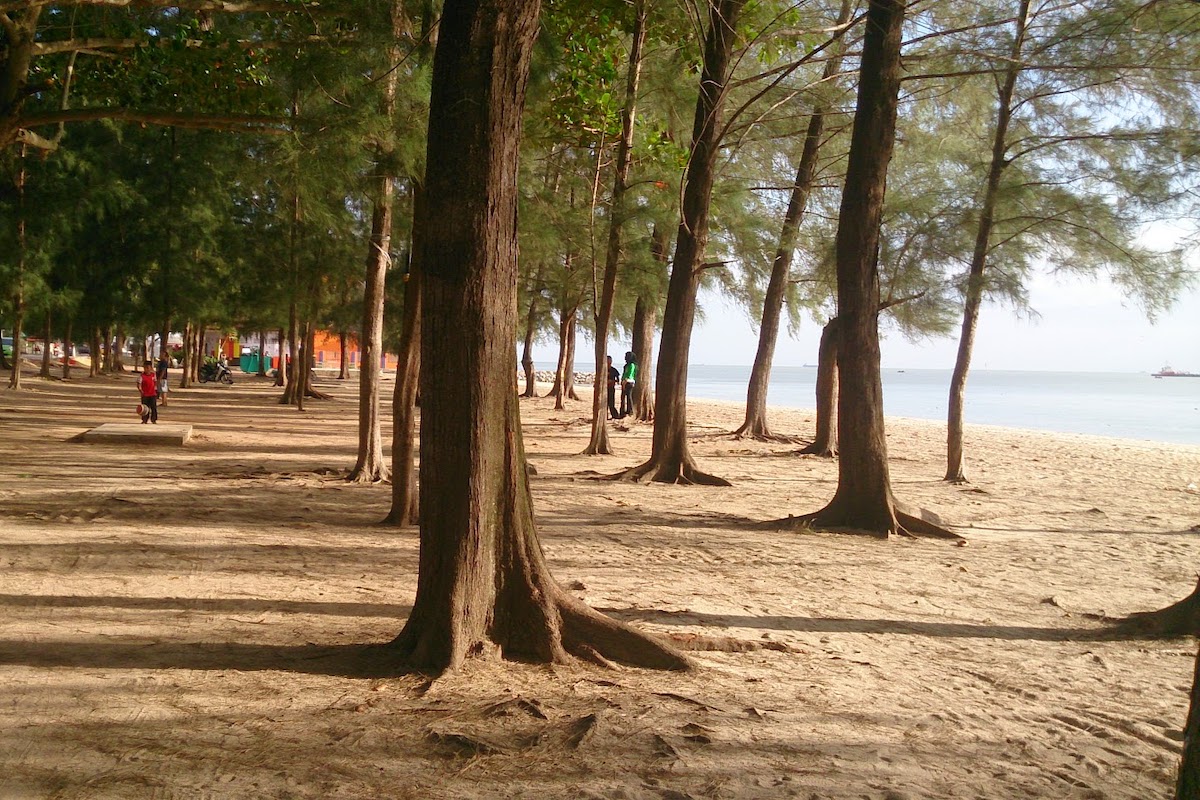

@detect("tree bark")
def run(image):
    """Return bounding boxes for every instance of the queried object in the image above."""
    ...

[548,307,575,408]
[113,324,127,372]
[1178,643,1200,799]
[38,311,52,378]
[798,317,839,457]
[384,250,423,527]
[520,291,538,397]
[613,0,748,486]
[338,331,349,380]
[631,294,656,421]
[257,331,268,377]
[946,0,1030,484]
[274,327,286,387]
[8,145,26,390]
[102,325,114,373]
[61,317,72,380]
[388,0,687,674]
[734,0,851,442]
[780,0,953,539]
[584,0,649,456]
[281,302,300,405]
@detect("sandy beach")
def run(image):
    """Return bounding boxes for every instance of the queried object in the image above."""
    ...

[1,366,1199,799]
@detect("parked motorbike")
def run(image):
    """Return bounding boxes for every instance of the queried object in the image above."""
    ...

[199,358,234,384]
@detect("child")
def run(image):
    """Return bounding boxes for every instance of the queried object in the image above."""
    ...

[138,360,159,424]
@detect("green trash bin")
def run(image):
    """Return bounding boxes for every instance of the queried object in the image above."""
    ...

[240,353,259,373]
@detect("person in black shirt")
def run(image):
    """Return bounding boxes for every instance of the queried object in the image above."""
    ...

[607,355,620,420]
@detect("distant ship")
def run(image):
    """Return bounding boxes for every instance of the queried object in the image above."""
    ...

[1153,366,1200,378]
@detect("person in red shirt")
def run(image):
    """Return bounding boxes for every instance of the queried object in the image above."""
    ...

[138,360,159,424]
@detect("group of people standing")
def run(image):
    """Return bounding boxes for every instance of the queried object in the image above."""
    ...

[606,351,638,420]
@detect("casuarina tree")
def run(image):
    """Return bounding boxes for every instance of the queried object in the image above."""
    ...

[387,0,689,672]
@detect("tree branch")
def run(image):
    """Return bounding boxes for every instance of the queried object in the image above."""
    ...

[1,0,319,12]
[14,107,286,144]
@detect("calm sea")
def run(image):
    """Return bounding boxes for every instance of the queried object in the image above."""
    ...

[683,365,1200,446]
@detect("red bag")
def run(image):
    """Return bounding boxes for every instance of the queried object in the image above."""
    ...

[136,403,146,417]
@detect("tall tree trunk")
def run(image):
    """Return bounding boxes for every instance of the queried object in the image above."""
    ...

[8,145,26,390]
[101,325,114,373]
[257,331,268,377]
[274,327,287,387]
[338,332,349,380]
[349,187,392,481]
[113,324,127,372]
[614,0,747,486]
[192,324,203,383]
[388,0,686,674]
[296,321,308,412]
[946,0,1030,484]
[282,303,300,405]
[563,312,579,401]
[87,329,99,377]
[385,249,423,526]
[735,0,851,442]
[631,294,656,421]
[548,307,573,408]
[180,322,192,388]
[61,317,72,380]
[784,0,952,539]
[1178,644,1200,799]
[349,0,405,483]
[799,317,839,457]
[520,291,539,398]
[38,311,52,378]
[585,0,649,456]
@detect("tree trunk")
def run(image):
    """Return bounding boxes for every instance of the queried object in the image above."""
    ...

[520,292,538,397]
[282,303,300,405]
[799,317,839,457]
[584,0,649,456]
[1179,643,1200,799]
[631,294,656,421]
[734,0,851,442]
[274,327,287,386]
[8,146,26,390]
[113,324,127,372]
[89,329,101,378]
[61,317,72,380]
[946,0,1030,484]
[563,313,579,401]
[613,0,747,486]
[338,332,349,379]
[548,307,574,408]
[349,0,404,483]
[257,331,268,377]
[38,311,52,378]
[783,0,952,539]
[388,0,687,674]
[179,322,192,388]
[192,324,203,383]
[349,182,393,481]
[103,325,115,373]
[385,250,423,526]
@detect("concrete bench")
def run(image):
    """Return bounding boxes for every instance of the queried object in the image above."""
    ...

[81,423,193,446]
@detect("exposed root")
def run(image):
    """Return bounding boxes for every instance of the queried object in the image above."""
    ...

[666,632,797,653]
[603,458,732,487]
[763,501,964,542]
[306,388,334,400]
[796,441,837,457]
[1111,576,1200,637]
[727,427,803,444]
[895,510,966,541]
[558,594,693,671]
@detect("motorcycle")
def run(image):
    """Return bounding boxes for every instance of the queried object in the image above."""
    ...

[199,358,234,384]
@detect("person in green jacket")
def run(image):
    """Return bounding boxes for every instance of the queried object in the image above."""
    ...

[619,351,637,419]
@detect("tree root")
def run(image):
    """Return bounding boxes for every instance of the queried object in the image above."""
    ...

[604,458,732,487]
[763,502,964,542]
[795,441,837,457]
[666,632,797,653]
[1111,577,1200,637]
[727,427,803,444]
[557,594,693,671]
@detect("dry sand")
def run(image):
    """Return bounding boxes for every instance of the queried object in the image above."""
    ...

[1,366,1199,799]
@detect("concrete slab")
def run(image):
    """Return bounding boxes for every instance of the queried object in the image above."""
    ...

[81,423,193,446]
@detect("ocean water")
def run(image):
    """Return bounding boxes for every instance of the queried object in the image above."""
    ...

[683,365,1200,446]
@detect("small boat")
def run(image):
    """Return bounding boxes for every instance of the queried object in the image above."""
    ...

[1153,365,1200,378]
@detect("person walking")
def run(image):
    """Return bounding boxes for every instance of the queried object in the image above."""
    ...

[620,351,637,419]
[138,360,159,424]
